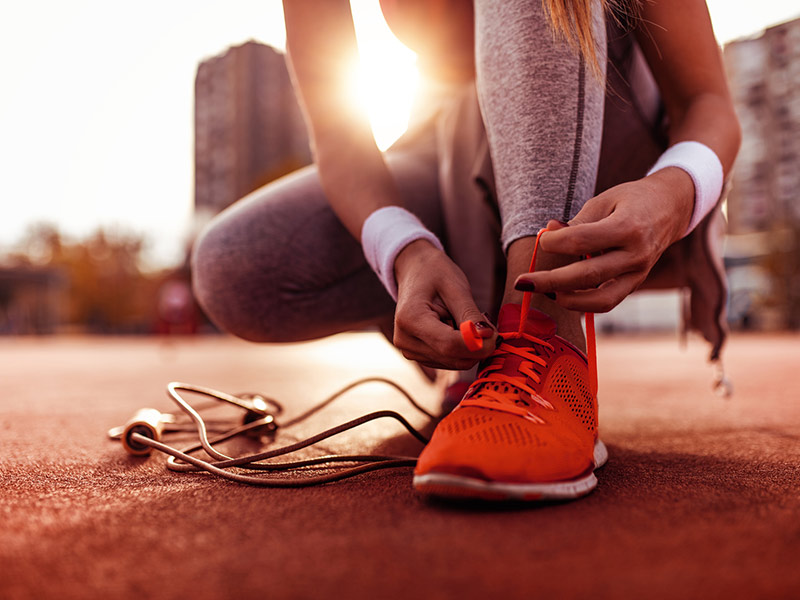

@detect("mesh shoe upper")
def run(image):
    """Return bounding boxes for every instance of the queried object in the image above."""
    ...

[415,303,598,484]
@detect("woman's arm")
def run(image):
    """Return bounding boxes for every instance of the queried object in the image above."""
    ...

[636,0,740,173]
[515,0,741,312]
[282,0,402,237]
[282,0,495,367]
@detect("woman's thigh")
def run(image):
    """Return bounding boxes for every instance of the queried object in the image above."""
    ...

[192,142,442,342]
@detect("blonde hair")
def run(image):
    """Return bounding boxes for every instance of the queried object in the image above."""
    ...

[542,0,637,75]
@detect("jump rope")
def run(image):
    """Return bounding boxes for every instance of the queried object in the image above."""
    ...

[108,230,601,487]
[107,379,437,486]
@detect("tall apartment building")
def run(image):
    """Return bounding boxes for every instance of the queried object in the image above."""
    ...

[724,18,800,234]
[723,18,800,327]
[194,41,311,218]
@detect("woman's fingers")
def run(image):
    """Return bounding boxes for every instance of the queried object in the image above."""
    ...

[436,275,498,349]
[392,250,498,369]
[395,305,495,370]
[538,194,620,255]
[539,219,625,257]
[516,247,649,291]
[551,272,645,313]
[394,328,483,371]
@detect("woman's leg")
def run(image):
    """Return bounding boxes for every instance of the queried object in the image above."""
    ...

[474,0,606,347]
[191,137,442,343]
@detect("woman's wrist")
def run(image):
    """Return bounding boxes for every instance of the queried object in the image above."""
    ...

[394,238,443,286]
[646,141,724,237]
[361,206,444,301]
[644,167,696,242]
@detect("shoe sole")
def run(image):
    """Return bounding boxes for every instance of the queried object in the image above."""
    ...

[413,440,608,502]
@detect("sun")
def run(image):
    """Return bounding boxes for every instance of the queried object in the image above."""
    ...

[349,0,419,151]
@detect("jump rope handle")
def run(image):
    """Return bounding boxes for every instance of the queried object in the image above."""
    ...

[121,408,166,456]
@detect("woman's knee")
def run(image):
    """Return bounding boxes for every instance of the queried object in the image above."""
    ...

[191,217,288,342]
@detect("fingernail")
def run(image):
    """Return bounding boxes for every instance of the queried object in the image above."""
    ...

[544,292,557,301]
[475,320,492,331]
[515,280,535,292]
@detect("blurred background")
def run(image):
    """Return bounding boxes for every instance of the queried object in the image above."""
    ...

[1,0,798,336]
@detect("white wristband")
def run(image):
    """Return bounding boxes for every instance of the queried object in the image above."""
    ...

[361,206,444,301]
[647,141,724,236]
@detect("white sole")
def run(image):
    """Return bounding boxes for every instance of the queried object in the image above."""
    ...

[413,439,608,502]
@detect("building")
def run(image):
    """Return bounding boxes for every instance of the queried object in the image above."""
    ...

[194,41,311,220]
[724,19,800,234]
[723,18,800,328]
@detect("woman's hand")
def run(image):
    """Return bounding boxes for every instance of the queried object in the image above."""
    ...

[511,0,740,316]
[514,168,695,313]
[393,240,497,370]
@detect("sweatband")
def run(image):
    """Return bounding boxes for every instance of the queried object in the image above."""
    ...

[361,206,444,301]
[647,141,724,236]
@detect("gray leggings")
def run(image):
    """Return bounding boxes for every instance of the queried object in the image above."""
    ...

[192,2,654,342]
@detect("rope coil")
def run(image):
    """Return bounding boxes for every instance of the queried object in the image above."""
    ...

[109,378,435,487]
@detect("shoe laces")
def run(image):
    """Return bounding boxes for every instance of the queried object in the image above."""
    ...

[460,331,555,424]
[457,227,599,423]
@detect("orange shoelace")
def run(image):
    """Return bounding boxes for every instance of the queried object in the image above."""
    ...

[460,330,556,424]
[459,228,598,423]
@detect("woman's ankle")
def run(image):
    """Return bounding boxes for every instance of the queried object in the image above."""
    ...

[503,236,586,352]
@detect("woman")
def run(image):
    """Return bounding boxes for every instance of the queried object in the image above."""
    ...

[192,0,740,501]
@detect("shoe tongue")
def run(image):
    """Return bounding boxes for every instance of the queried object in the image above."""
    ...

[497,303,557,337]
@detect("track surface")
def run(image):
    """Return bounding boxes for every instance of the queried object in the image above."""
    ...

[2,332,799,599]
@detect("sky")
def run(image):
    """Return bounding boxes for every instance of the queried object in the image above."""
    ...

[1,0,798,269]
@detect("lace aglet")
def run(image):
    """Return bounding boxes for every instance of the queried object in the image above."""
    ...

[524,412,546,424]
[712,360,733,398]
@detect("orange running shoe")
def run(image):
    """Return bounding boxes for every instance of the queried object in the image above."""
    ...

[413,302,607,501]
